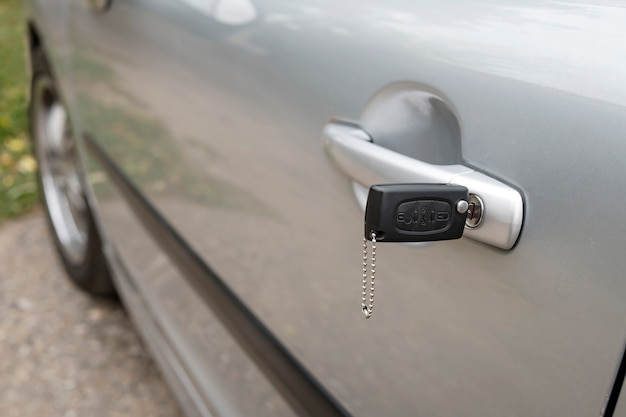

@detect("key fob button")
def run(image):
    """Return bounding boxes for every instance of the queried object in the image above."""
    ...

[416,201,451,232]
[396,201,418,231]
[395,200,452,233]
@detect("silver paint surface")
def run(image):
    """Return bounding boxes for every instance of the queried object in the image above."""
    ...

[29,0,626,415]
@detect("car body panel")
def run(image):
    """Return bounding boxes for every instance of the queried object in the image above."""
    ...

[27,0,626,416]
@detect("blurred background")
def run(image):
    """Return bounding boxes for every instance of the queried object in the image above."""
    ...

[0,0,37,219]
[0,1,181,415]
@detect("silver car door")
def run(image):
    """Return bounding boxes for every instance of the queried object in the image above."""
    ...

[70,0,626,416]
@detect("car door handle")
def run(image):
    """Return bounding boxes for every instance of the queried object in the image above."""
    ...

[322,120,524,250]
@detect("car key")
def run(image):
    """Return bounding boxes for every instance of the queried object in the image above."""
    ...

[365,183,469,242]
[361,184,470,318]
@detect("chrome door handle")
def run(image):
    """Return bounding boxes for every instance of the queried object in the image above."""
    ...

[322,120,524,250]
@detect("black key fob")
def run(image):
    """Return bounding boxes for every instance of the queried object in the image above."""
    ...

[364,184,469,243]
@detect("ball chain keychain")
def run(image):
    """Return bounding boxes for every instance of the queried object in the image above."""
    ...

[361,231,377,319]
[360,184,470,319]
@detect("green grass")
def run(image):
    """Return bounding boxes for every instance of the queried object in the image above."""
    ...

[0,0,38,220]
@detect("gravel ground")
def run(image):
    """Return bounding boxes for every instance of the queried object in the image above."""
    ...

[0,211,182,417]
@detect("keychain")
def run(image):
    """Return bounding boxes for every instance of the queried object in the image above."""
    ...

[360,184,471,319]
[361,231,377,319]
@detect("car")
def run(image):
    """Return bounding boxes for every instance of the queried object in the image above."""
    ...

[23,1,626,416]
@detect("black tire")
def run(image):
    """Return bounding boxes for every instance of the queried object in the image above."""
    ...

[30,48,116,296]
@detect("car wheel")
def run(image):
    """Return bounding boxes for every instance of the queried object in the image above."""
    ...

[30,50,115,296]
